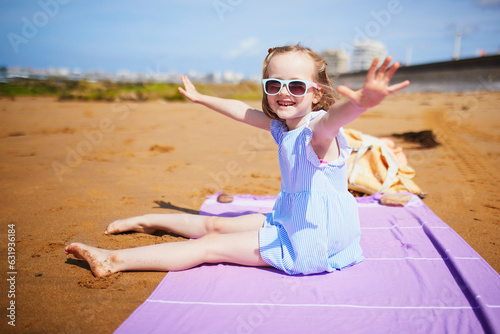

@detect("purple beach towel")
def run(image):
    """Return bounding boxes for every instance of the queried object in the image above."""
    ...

[114,193,500,334]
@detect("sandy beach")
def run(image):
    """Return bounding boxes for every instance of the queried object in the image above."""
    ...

[0,92,499,333]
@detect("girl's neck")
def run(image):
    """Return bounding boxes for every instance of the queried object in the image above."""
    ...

[285,113,310,130]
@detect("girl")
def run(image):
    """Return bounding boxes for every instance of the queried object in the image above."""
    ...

[65,44,409,277]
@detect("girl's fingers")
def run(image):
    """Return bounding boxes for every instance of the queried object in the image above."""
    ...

[178,77,201,103]
[385,61,401,81]
[181,76,190,89]
[388,80,410,93]
[376,56,392,79]
[182,75,193,88]
[180,75,197,95]
[366,58,379,81]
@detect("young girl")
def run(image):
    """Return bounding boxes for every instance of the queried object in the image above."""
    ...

[65,44,409,277]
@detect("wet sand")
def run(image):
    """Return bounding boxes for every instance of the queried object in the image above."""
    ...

[0,92,499,333]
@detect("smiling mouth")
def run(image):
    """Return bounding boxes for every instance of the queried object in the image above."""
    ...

[277,100,295,107]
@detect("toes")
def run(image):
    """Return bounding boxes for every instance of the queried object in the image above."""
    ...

[65,243,84,259]
[104,221,122,235]
[104,218,153,235]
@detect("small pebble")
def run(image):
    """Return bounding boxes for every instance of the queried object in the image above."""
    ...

[217,193,234,203]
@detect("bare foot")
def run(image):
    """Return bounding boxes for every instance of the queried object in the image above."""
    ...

[65,243,118,277]
[105,216,155,235]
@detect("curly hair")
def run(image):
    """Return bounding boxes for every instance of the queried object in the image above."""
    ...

[261,44,338,121]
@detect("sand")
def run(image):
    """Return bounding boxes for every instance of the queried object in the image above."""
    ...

[0,92,499,333]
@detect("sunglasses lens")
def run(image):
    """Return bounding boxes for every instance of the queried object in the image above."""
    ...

[288,81,307,96]
[264,80,312,96]
[265,80,282,94]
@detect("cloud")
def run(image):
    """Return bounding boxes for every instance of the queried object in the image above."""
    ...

[475,0,500,8]
[227,37,260,59]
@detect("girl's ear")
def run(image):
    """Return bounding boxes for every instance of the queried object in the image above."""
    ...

[313,87,324,104]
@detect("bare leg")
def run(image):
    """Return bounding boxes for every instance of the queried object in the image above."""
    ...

[105,213,266,239]
[65,230,269,277]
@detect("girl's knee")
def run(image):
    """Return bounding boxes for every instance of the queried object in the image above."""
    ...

[203,216,227,234]
[197,231,262,266]
[197,233,224,263]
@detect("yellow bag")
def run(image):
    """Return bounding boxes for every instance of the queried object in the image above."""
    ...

[344,129,424,197]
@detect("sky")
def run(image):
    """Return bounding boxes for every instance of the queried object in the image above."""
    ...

[1,0,500,78]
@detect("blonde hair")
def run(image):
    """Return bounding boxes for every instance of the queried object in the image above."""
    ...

[262,44,338,121]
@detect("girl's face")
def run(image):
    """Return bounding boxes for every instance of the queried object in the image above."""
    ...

[265,52,322,129]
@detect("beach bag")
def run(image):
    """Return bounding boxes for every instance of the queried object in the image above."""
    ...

[344,129,424,197]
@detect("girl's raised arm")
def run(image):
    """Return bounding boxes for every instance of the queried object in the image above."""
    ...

[178,76,271,131]
[312,57,409,139]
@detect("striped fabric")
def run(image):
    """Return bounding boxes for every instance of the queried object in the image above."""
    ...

[259,110,364,275]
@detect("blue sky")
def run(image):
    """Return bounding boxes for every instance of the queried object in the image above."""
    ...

[1,0,499,78]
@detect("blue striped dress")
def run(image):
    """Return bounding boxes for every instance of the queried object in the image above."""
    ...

[259,110,364,275]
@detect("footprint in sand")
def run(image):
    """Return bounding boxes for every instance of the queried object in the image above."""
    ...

[78,274,121,289]
[149,145,175,154]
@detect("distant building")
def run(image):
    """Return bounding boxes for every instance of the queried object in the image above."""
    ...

[205,71,222,84]
[223,70,244,84]
[321,49,349,75]
[352,41,387,71]
[2,66,245,84]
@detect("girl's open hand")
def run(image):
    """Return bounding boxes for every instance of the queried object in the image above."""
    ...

[178,75,202,103]
[336,56,410,109]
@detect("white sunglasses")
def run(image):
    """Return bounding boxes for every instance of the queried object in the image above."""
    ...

[262,79,319,97]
